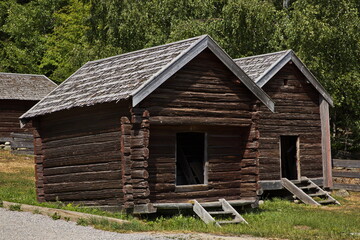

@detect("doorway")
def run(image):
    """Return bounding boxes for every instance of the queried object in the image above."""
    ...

[176,132,206,185]
[280,136,299,180]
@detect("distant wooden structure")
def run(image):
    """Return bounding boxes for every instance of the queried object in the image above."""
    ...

[20,35,275,212]
[0,73,56,150]
[235,50,334,190]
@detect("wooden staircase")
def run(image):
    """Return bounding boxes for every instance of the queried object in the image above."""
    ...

[281,177,340,205]
[192,198,248,227]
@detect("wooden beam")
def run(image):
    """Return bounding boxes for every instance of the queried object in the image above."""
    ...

[320,96,332,188]
[333,184,360,192]
[333,159,360,168]
[153,199,257,210]
[332,171,360,178]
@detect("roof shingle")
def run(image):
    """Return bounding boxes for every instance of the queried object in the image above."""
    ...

[22,36,203,119]
[234,50,289,82]
[0,73,57,101]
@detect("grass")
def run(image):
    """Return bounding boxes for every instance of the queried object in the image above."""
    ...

[1,149,360,239]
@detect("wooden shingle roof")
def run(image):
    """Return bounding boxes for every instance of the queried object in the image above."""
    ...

[234,50,333,106]
[0,73,57,101]
[21,35,275,120]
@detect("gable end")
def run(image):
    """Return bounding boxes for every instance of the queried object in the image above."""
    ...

[132,36,275,112]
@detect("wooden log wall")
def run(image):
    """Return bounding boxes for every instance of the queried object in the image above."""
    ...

[120,108,151,210]
[258,63,323,180]
[34,102,129,206]
[147,125,258,203]
[130,108,150,206]
[139,49,260,203]
[0,100,36,141]
[139,49,253,126]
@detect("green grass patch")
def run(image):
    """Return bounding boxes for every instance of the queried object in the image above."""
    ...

[1,150,360,239]
[77,218,89,226]
[51,212,61,220]
[9,204,22,211]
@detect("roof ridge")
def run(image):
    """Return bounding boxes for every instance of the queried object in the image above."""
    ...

[88,35,208,65]
[0,72,48,77]
[255,50,292,84]
[234,50,290,61]
[131,35,208,104]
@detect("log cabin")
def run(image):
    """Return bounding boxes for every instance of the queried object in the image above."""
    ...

[0,73,56,143]
[234,50,334,191]
[20,35,275,213]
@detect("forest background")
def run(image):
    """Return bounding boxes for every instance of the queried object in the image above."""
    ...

[0,0,359,157]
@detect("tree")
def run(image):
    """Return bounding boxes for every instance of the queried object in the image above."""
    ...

[0,0,69,74]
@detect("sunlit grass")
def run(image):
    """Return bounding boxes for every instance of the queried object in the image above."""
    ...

[1,149,360,239]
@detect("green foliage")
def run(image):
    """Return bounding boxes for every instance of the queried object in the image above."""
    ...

[77,218,89,226]
[9,204,22,211]
[0,0,359,154]
[33,209,41,214]
[221,0,279,57]
[51,212,61,220]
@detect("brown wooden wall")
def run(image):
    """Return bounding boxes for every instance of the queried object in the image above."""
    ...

[258,63,322,181]
[34,102,129,206]
[139,49,260,203]
[0,100,36,141]
[147,125,258,203]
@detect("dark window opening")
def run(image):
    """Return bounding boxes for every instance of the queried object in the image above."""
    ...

[176,132,205,185]
[281,136,298,180]
[284,79,288,86]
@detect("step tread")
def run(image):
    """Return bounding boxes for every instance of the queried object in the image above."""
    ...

[308,193,327,197]
[318,199,336,204]
[299,185,318,190]
[217,219,242,224]
[208,211,234,215]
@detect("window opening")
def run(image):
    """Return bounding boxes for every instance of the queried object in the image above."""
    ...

[176,132,205,185]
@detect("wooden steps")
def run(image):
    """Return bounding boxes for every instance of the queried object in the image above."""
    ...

[281,177,340,206]
[192,198,247,227]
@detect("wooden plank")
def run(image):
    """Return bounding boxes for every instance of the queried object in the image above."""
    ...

[150,116,251,126]
[281,178,320,205]
[10,132,33,139]
[333,159,360,168]
[320,96,332,188]
[192,200,218,226]
[333,184,360,191]
[220,198,247,224]
[332,171,360,178]
[10,140,33,149]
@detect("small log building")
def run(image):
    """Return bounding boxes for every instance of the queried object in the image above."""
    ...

[20,35,275,212]
[235,50,333,190]
[0,73,56,143]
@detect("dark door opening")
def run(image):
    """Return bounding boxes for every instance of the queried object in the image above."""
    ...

[176,132,205,185]
[280,136,299,180]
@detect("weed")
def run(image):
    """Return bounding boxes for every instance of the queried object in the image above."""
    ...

[77,218,89,226]
[33,209,41,214]
[51,212,61,220]
[54,197,65,208]
[9,204,21,211]
[64,217,70,222]
[0,200,3,207]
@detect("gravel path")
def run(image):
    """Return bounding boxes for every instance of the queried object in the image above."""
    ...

[0,208,267,240]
